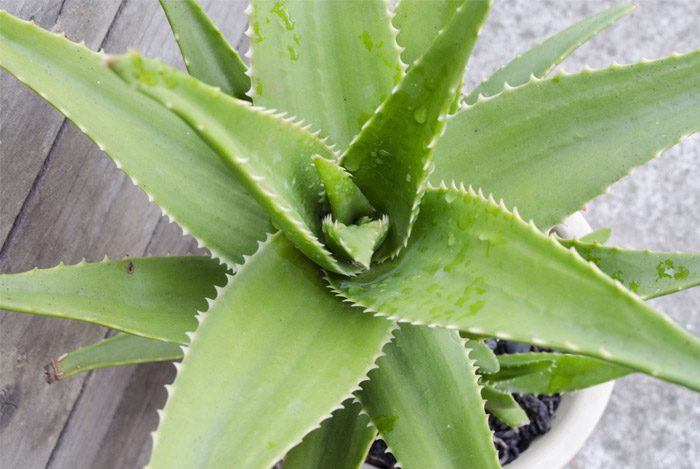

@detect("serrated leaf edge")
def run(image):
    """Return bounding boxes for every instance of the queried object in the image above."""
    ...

[461,48,700,111]
[358,328,496,469]
[149,232,396,466]
[0,15,259,270]
[147,231,275,465]
[276,320,398,466]
[326,181,685,367]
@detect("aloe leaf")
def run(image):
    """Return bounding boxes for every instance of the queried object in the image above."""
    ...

[490,353,632,394]
[465,339,500,374]
[159,0,251,100]
[313,155,374,224]
[247,0,402,150]
[329,187,700,392]
[391,0,484,113]
[148,234,394,468]
[392,0,464,66]
[0,256,227,344]
[284,398,376,469]
[481,385,529,428]
[556,240,700,299]
[0,12,270,266]
[45,333,182,383]
[341,0,491,259]
[485,357,554,381]
[322,215,389,269]
[108,53,358,275]
[357,325,500,468]
[579,227,612,244]
[433,50,700,229]
[464,5,635,104]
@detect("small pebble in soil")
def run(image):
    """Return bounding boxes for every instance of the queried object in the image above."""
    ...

[365,439,397,468]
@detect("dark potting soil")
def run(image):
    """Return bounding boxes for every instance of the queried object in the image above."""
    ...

[364,340,561,468]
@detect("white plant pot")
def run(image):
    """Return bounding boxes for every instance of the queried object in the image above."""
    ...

[505,381,614,469]
[362,212,614,469]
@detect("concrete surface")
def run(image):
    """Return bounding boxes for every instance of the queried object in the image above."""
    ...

[467,2,700,467]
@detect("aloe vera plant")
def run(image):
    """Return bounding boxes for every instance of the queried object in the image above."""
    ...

[1,1,699,467]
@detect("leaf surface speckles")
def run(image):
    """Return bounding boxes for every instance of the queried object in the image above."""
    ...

[557,239,700,299]
[248,0,401,150]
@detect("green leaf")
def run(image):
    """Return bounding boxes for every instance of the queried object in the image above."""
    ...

[148,234,394,468]
[341,0,491,259]
[0,12,270,267]
[159,0,251,100]
[392,0,464,66]
[108,52,358,275]
[489,353,632,394]
[45,333,183,383]
[284,398,376,469]
[579,227,612,244]
[484,356,554,381]
[433,50,700,229]
[248,0,402,150]
[464,5,635,104]
[329,187,700,392]
[556,240,700,299]
[322,216,389,270]
[357,325,500,468]
[392,0,481,113]
[481,385,529,428]
[0,256,228,344]
[465,339,500,374]
[312,155,374,224]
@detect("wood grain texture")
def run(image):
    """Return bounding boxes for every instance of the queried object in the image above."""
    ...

[0,1,248,467]
[0,1,698,468]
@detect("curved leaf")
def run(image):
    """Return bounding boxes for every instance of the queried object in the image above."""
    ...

[481,385,529,428]
[465,339,500,374]
[160,0,251,99]
[357,325,500,468]
[0,12,270,266]
[0,256,228,344]
[433,50,700,228]
[329,187,700,392]
[489,352,632,394]
[341,0,491,259]
[322,215,389,269]
[392,0,464,66]
[248,0,401,150]
[485,356,554,382]
[312,155,374,225]
[464,5,634,104]
[557,239,700,299]
[148,235,394,468]
[284,398,376,469]
[579,227,611,244]
[109,52,358,275]
[45,333,182,383]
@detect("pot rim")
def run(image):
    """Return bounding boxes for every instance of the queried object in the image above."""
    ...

[505,381,614,469]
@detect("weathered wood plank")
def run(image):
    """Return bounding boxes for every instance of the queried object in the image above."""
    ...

[0,0,67,246]
[0,1,247,467]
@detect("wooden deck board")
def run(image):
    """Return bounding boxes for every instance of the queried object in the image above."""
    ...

[0,1,247,467]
